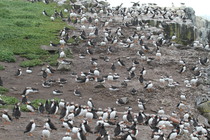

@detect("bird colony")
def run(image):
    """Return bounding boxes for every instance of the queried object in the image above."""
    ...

[1,0,210,140]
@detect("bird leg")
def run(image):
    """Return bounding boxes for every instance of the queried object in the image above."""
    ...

[29,133,33,136]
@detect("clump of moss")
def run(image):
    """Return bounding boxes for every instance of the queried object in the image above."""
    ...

[0,95,18,105]
[0,65,5,70]
[20,59,43,67]
[0,86,9,94]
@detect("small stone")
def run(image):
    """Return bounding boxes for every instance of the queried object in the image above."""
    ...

[95,84,105,88]
[10,87,17,91]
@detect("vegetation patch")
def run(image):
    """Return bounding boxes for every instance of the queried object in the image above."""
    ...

[0,49,16,62]
[0,0,72,66]
[0,65,5,70]
[45,54,59,66]
[20,59,43,67]
[0,95,18,105]
[0,86,9,94]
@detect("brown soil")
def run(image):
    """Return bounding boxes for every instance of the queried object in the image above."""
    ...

[0,4,209,140]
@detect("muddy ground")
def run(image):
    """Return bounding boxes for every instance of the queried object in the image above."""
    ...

[0,3,210,140]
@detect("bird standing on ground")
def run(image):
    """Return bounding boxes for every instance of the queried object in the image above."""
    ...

[12,103,21,119]
[15,69,22,77]
[44,118,57,131]
[41,126,51,139]
[24,119,36,136]
[2,110,12,124]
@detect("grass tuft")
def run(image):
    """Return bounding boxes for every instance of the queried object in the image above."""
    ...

[0,95,18,105]
[0,86,9,94]
[20,59,43,67]
[0,65,5,70]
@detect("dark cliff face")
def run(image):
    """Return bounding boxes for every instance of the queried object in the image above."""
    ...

[163,22,196,45]
[140,7,210,46]
[141,19,196,45]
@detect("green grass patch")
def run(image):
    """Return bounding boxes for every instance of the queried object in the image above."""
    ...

[0,95,18,105]
[0,0,73,66]
[0,86,9,94]
[20,104,28,112]
[0,49,16,62]
[20,59,43,67]
[31,99,46,108]
[44,54,59,66]
[0,65,5,70]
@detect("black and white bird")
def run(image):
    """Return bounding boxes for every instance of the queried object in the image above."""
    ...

[167,129,177,139]
[24,119,36,136]
[77,128,87,140]
[41,126,51,140]
[117,58,125,67]
[179,64,186,73]
[109,85,119,91]
[81,120,93,134]
[26,101,36,113]
[42,10,49,16]
[15,69,22,77]
[199,57,209,65]
[52,89,63,95]
[38,103,45,114]
[2,110,12,124]
[144,81,153,91]
[140,67,146,76]
[87,98,94,108]
[12,103,21,119]
[21,95,27,104]
[26,67,33,74]
[62,132,72,140]
[49,100,59,115]
[44,118,57,131]
[74,89,82,97]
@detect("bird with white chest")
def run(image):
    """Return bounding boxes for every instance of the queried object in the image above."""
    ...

[41,126,51,139]
[94,68,100,77]
[87,98,94,109]
[59,49,66,59]
[2,110,12,124]
[107,73,114,81]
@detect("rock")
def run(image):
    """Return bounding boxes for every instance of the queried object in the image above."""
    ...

[195,94,209,106]
[184,7,196,24]
[57,63,71,71]
[94,84,105,88]
[195,95,210,122]
[197,115,210,127]
[197,101,210,114]
[57,59,73,71]
[120,97,129,104]
[40,45,58,53]
[10,87,17,91]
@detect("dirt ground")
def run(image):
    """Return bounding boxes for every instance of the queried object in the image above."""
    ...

[0,3,210,140]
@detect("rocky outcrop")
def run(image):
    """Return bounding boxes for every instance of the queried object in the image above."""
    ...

[142,7,209,45]
[196,94,210,122]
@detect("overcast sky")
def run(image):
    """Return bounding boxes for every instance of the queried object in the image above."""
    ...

[105,0,210,19]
